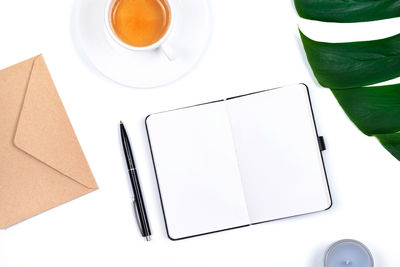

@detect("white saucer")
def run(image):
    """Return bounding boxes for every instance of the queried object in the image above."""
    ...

[72,0,212,88]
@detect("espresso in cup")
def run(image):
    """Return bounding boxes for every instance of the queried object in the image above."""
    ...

[110,0,171,48]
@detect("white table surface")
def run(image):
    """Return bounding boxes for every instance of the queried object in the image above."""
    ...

[2,1,400,266]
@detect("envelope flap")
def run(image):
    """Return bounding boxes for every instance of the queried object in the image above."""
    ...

[14,55,97,189]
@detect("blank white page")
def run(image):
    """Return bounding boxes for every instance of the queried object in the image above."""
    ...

[226,84,331,224]
[146,102,250,240]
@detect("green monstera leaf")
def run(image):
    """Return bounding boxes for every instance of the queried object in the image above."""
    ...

[300,31,400,89]
[332,85,400,160]
[295,0,400,160]
[331,84,400,136]
[294,0,400,23]
[376,133,400,161]
[299,30,400,160]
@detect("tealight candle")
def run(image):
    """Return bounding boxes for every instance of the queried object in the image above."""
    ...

[325,239,374,267]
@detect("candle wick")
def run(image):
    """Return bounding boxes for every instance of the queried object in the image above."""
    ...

[345,260,351,265]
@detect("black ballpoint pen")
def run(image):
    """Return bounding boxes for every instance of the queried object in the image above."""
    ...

[120,121,151,241]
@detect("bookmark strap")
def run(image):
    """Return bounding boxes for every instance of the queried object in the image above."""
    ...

[318,136,326,151]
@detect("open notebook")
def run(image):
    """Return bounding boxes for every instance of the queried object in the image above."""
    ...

[145,84,332,240]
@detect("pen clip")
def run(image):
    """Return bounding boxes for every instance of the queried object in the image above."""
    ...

[133,199,144,236]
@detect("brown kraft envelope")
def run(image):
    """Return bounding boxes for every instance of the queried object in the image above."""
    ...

[0,55,98,228]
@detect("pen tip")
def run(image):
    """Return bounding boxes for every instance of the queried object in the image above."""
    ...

[120,121,123,124]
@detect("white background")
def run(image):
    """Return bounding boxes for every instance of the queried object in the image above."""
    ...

[2,0,400,266]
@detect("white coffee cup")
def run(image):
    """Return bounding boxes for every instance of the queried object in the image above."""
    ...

[104,0,177,60]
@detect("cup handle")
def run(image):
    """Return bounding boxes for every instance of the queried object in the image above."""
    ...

[160,43,177,61]
[159,0,180,61]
